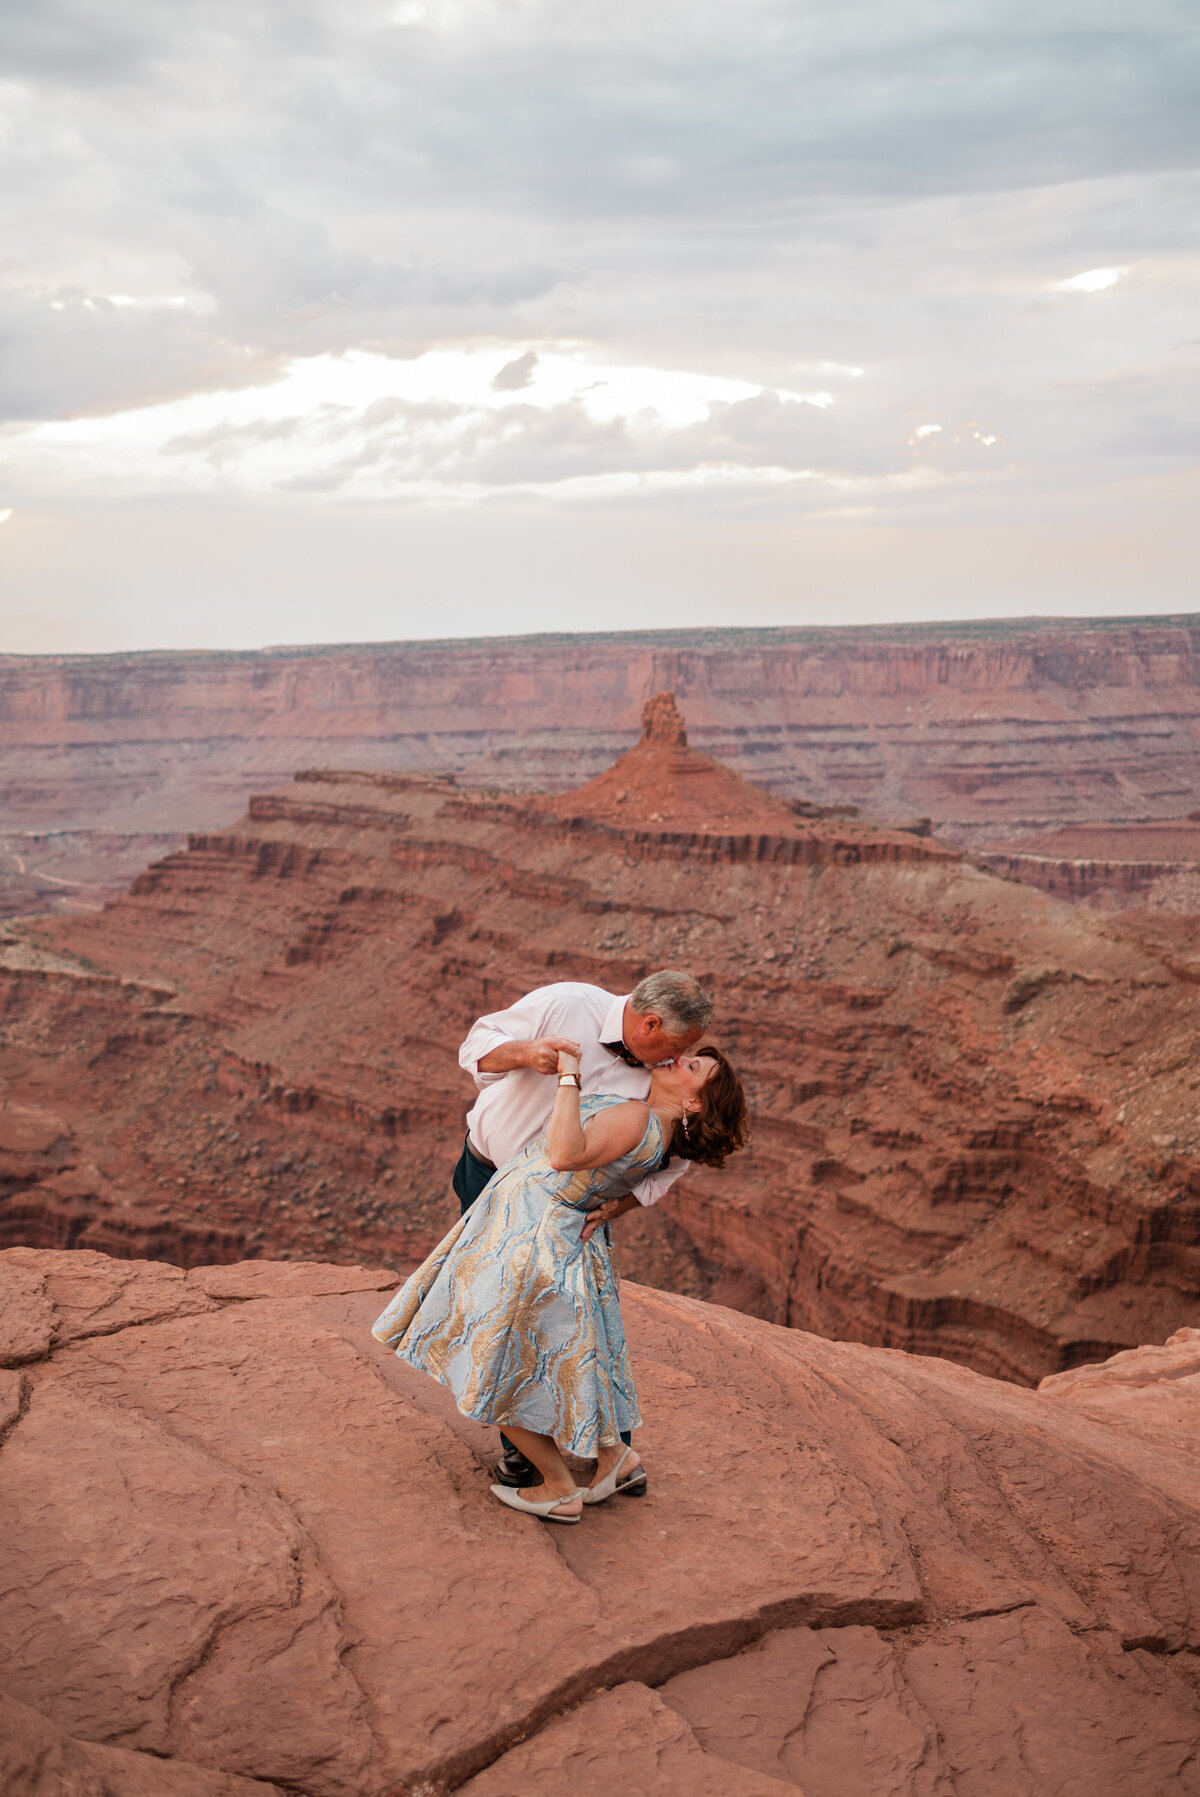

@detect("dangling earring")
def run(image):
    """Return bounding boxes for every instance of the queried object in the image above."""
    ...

[682,1112,691,1139]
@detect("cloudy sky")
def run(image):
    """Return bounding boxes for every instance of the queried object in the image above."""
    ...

[1,0,1198,652]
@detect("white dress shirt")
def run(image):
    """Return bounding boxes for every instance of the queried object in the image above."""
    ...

[459,981,686,1206]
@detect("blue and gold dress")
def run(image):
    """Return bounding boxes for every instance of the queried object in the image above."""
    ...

[372,1095,664,1457]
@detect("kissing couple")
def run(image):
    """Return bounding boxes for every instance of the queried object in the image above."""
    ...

[372,969,747,1522]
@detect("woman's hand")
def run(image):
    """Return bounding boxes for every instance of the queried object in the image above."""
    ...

[557,1047,581,1077]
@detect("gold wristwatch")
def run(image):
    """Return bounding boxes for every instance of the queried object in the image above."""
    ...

[558,1073,581,1088]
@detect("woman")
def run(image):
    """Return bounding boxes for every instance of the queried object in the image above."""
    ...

[372,1044,747,1523]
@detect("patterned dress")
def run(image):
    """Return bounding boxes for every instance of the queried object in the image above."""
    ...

[372,1095,665,1457]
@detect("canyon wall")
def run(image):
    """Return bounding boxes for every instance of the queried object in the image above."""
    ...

[976,818,1200,911]
[5,726,1198,1386]
[7,614,1200,911]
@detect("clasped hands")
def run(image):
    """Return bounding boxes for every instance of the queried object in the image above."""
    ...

[531,1035,582,1074]
[478,1035,631,1240]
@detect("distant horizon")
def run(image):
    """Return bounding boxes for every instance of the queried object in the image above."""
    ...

[5,606,1200,665]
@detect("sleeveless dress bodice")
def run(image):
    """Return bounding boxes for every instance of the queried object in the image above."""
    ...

[512,1092,666,1210]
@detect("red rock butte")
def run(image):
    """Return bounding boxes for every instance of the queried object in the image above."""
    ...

[546,691,811,835]
[3,1247,1200,1796]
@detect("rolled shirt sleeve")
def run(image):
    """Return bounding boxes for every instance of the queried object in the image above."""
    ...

[463,981,664,1172]
[458,1021,514,1088]
[458,985,574,1091]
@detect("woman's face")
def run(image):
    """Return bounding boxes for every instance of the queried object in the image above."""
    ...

[652,1052,718,1115]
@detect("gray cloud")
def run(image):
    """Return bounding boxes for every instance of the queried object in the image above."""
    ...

[493,350,538,391]
[0,289,274,421]
[145,381,926,499]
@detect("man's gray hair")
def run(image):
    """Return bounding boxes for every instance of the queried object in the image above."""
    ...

[629,970,714,1038]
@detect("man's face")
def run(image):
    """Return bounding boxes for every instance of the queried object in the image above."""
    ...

[624,1007,702,1066]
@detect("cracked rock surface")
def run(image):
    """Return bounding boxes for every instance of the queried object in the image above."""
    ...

[2,1249,1199,1796]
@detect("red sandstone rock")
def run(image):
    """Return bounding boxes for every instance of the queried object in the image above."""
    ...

[0,829,187,921]
[659,1611,1200,1797]
[544,689,809,836]
[5,724,1199,1383]
[1038,1325,1200,1450]
[1,1690,283,1796]
[978,817,1200,910]
[1012,821,1200,861]
[9,618,1200,910]
[2,1248,1199,1795]
[457,1683,799,1795]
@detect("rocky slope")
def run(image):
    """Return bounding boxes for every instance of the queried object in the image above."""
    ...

[8,614,1200,911]
[3,699,1198,1386]
[3,1247,1199,1797]
[979,817,1200,911]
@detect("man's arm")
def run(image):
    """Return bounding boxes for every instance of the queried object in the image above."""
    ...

[477,1035,580,1076]
[458,984,581,1089]
[579,1159,686,1242]
[629,1162,687,1206]
[580,1191,640,1244]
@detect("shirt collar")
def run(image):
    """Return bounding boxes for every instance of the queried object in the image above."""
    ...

[600,992,629,1046]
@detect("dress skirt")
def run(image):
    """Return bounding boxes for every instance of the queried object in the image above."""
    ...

[371,1125,651,1457]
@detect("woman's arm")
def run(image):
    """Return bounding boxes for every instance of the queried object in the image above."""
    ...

[544,1053,649,1172]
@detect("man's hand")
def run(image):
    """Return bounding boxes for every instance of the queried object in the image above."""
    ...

[581,1192,640,1243]
[477,1035,581,1076]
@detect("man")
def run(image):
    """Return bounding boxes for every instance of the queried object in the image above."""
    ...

[455,968,714,1487]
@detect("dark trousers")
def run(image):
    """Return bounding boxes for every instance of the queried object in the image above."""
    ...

[451,1133,631,1452]
[452,1133,497,1214]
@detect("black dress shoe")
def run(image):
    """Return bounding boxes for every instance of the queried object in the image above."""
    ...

[494,1447,540,1488]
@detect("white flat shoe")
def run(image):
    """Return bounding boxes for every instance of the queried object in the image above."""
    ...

[583,1446,648,1505]
[490,1483,584,1524]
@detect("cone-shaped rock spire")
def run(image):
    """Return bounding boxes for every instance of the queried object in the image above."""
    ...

[547,692,800,834]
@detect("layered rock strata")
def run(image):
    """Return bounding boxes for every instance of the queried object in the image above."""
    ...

[979,817,1200,911]
[4,706,1199,1384]
[3,1248,1199,1797]
[8,614,1200,909]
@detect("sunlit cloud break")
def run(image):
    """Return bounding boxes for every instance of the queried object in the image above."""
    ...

[1055,267,1130,293]
[3,344,847,505]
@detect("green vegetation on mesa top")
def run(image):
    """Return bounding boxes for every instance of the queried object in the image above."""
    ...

[4,611,1200,670]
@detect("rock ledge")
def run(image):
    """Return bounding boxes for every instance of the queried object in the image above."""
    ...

[3,1249,1199,1796]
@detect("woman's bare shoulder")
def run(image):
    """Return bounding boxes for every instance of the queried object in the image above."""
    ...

[582,1091,646,1112]
[583,1097,650,1141]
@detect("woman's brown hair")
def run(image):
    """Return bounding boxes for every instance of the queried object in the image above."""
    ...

[668,1045,748,1169]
